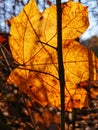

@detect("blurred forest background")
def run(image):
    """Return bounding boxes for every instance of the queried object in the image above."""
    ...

[0,0,98,130]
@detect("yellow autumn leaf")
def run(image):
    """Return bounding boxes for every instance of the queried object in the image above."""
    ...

[7,0,98,111]
[9,0,89,64]
[9,0,41,64]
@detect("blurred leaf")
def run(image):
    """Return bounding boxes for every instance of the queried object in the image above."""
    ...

[47,0,52,6]
[0,35,6,44]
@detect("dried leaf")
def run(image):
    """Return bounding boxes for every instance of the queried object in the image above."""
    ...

[0,35,6,44]
[47,0,52,6]
[7,0,97,111]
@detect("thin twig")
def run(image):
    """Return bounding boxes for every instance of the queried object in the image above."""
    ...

[21,93,37,130]
[17,66,59,80]
[0,45,12,72]
[38,40,57,50]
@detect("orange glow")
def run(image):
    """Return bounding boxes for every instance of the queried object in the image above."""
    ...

[7,0,98,111]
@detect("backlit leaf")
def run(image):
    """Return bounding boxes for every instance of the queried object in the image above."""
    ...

[7,0,98,111]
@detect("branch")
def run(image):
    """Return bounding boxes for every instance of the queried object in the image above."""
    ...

[0,45,12,72]
[56,0,65,130]
[17,66,59,80]
[38,40,57,50]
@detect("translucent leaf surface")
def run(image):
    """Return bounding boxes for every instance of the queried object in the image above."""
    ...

[7,0,98,111]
